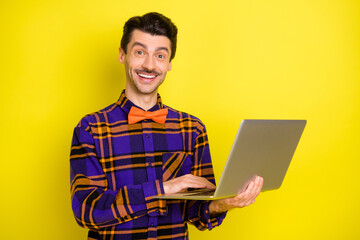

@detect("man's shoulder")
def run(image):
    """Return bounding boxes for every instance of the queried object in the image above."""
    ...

[165,105,207,131]
[75,102,119,129]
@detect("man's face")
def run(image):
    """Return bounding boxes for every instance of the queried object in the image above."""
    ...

[119,29,172,96]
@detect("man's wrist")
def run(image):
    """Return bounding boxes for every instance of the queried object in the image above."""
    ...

[209,199,228,217]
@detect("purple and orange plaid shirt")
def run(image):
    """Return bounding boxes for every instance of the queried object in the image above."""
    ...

[70,90,226,239]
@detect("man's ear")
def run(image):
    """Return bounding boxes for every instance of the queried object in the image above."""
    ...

[168,61,172,71]
[118,48,125,63]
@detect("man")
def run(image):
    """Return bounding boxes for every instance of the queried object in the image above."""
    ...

[70,12,263,240]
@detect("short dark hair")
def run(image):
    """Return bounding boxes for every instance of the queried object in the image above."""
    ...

[121,12,178,61]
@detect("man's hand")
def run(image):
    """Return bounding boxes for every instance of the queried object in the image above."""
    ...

[163,174,216,194]
[209,176,263,217]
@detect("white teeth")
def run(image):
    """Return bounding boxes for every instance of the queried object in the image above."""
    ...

[138,73,156,79]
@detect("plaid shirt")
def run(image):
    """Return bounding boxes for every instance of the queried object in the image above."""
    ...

[70,90,226,240]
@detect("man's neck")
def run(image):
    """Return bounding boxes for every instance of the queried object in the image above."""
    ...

[125,89,158,111]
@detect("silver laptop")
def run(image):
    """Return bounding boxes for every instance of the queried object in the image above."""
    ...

[154,119,306,200]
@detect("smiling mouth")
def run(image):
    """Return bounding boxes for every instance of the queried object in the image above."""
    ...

[137,73,157,79]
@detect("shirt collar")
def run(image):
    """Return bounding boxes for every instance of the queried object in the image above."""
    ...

[116,89,164,114]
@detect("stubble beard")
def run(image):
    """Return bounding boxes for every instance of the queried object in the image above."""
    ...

[129,69,166,95]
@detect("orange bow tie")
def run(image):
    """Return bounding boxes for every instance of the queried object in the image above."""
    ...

[128,106,168,124]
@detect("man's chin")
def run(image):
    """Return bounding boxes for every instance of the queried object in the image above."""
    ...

[134,86,159,95]
[133,81,164,95]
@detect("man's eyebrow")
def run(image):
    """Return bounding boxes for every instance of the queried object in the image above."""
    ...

[131,42,169,53]
[155,47,169,53]
[131,42,147,49]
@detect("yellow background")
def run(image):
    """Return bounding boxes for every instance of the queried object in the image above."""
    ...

[1,0,359,239]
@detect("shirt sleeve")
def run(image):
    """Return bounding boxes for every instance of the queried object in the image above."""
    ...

[70,120,167,230]
[185,124,227,230]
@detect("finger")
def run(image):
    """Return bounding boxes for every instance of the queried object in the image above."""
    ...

[251,176,262,195]
[166,180,207,194]
[191,175,216,188]
[244,180,257,201]
[252,176,263,199]
[255,177,263,196]
[184,179,212,189]
[183,174,216,189]
[245,177,263,206]
[231,183,257,208]
[232,181,255,207]
[244,179,259,205]
[227,177,263,208]
[180,175,216,190]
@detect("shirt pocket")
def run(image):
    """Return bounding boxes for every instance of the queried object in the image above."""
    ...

[162,152,192,182]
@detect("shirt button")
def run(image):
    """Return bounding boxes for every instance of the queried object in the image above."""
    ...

[150,223,154,227]
[155,209,159,213]
[145,135,149,138]
[149,162,153,167]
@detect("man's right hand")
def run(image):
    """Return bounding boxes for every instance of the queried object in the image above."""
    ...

[163,174,216,194]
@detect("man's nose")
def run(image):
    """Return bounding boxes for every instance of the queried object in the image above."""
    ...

[142,55,155,70]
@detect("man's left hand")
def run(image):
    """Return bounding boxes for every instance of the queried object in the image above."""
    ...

[209,176,263,216]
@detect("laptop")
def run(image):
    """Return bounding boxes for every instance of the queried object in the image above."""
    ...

[154,119,307,200]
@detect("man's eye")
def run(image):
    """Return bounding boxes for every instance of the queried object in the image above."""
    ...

[158,54,165,59]
[136,50,144,55]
